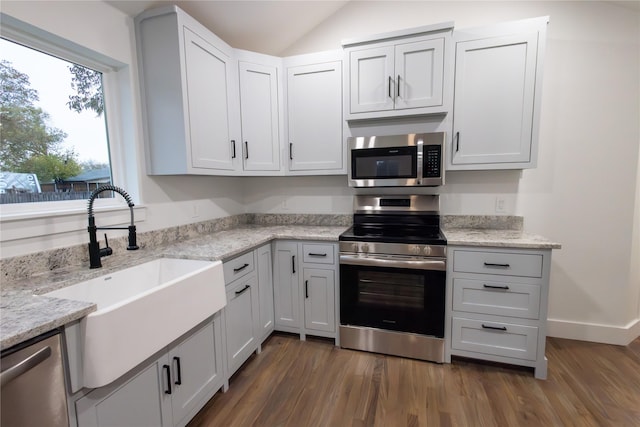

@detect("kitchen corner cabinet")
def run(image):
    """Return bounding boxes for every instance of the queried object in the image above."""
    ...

[273,241,338,342]
[449,17,548,170]
[284,52,345,174]
[445,246,552,379]
[136,6,241,175]
[222,243,274,378]
[238,58,281,173]
[74,315,224,427]
[343,22,453,121]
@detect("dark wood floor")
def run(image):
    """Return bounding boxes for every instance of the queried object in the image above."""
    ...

[188,333,640,427]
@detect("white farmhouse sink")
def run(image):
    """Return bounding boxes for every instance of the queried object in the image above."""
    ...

[45,257,226,388]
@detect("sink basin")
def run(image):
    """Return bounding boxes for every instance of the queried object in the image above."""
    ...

[45,257,226,388]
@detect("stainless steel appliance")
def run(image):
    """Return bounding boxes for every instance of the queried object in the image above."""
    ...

[1,330,69,427]
[339,195,446,362]
[347,133,445,187]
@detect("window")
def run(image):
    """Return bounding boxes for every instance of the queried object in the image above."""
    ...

[1,37,113,204]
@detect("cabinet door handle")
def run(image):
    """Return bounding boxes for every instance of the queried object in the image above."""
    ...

[289,142,293,160]
[231,140,236,159]
[245,141,249,159]
[233,263,249,273]
[483,284,510,290]
[173,357,182,385]
[308,253,327,257]
[305,280,309,299]
[235,284,251,296]
[482,324,507,331]
[484,262,511,268]
[397,75,400,98]
[388,76,392,98]
[455,132,460,152]
[163,365,172,394]
[292,255,296,274]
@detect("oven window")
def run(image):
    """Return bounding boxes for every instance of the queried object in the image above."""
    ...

[351,146,416,179]
[357,271,424,309]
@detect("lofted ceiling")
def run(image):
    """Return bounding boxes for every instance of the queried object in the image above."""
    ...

[106,0,350,56]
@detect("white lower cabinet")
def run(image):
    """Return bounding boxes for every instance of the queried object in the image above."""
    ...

[222,243,274,378]
[446,246,552,379]
[74,315,224,427]
[224,274,259,376]
[273,241,338,341]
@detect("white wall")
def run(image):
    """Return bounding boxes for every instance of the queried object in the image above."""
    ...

[247,0,640,344]
[0,1,246,258]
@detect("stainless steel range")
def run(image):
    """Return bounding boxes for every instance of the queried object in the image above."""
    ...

[339,195,446,363]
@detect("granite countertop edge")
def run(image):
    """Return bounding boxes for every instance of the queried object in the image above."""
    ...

[1,225,347,351]
[442,228,562,249]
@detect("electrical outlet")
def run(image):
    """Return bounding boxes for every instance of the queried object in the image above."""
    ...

[495,197,506,213]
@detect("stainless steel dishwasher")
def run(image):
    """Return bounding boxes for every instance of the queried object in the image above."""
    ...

[1,329,69,427]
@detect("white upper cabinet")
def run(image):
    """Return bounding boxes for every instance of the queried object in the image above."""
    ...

[238,60,281,172]
[136,6,241,175]
[449,17,548,170]
[284,51,345,174]
[343,22,453,121]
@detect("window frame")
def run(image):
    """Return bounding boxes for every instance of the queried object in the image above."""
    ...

[0,13,144,243]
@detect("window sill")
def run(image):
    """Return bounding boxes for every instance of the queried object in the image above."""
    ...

[0,203,147,243]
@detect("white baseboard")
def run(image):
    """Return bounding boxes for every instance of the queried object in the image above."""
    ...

[547,318,640,346]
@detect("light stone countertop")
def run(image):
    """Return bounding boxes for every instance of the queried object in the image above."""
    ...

[443,228,562,249]
[0,225,348,351]
[1,221,560,351]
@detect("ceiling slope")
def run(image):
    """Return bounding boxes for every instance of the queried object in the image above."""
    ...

[106,0,350,55]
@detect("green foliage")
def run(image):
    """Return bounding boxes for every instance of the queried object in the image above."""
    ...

[18,153,82,183]
[67,64,103,116]
[0,60,70,175]
[80,159,110,172]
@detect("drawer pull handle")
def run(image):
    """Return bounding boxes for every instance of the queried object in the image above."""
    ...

[163,365,172,394]
[233,263,249,273]
[173,357,182,385]
[483,284,510,290]
[482,324,507,331]
[484,262,510,268]
[308,253,327,257]
[235,285,250,296]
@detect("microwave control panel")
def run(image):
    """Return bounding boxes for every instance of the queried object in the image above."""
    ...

[423,145,442,178]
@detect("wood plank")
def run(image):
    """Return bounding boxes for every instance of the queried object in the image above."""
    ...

[188,334,640,427]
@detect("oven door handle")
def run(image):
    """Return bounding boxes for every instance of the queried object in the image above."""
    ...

[339,254,446,271]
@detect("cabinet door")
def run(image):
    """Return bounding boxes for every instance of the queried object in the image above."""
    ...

[183,28,235,171]
[287,61,343,172]
[303,268,335,333]
[256,244,275,340]
[394,39,444,110]
[451,32,538,167]
[169,319,223,427]
[348,46,395,114]
[75,355,170,427]
[225,275,258,375]
[273,242,300,330]
[239,62,280,171]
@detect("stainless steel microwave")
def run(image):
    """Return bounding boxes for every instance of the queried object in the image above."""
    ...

[347,133,445,187]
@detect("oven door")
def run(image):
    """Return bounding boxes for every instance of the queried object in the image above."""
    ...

[339,255,445,337]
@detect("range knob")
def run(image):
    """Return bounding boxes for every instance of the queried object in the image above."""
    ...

[360,243,370,253]
[410,245,421,255]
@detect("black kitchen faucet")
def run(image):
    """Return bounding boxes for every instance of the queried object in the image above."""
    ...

[87,185,139,268]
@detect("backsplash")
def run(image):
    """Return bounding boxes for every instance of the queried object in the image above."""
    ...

[0,213,351,283]
[441,215,523,230]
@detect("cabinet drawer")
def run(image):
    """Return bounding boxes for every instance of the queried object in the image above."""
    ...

[302,244,335,265]
[453,250,543,278]
[223,251,255,283]
[452,278,541,319]
[451,317,538,361]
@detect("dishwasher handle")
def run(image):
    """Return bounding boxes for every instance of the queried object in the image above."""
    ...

[1,346,52,387]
